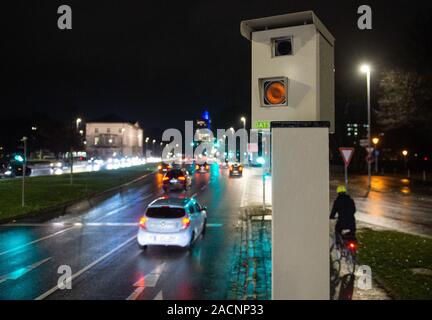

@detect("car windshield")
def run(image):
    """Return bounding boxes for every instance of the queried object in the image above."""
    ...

[167,170,183,178]
[146,206,185,218]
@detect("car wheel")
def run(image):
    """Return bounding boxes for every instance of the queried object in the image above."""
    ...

[202,219,207,235]
[186,231,195,250]
[138,243,148,250]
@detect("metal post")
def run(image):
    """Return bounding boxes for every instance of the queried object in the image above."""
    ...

[262,170,266,212]
[21,137,27,207]
[366,70,371,191]
[70,147,73,185]
[375,153,379,174]
[344,164,348,191]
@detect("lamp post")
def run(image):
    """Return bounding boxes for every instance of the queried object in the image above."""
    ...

[360,64,372,191]
[145,137,150,161]
[402,150,409,176]
[372,137,379,174]
[76,118,82,131]
[21,136,27,207]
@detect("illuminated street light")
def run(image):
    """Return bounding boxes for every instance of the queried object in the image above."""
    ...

[240,116,246,128]
[372,137,379,145]
[76,118,82,130]
[402,150,408,157]
[360,63,372,192]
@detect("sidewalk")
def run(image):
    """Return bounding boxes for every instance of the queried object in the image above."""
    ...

[229,166,391,300]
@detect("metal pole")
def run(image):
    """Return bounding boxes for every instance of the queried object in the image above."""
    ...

[366,70,371,192]
[22,137,27,207]
[375,153,378,174]
[70,147,73,185]
[344,164,348,192]
[262,170,266,212]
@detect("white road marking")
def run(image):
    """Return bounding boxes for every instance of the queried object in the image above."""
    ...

[0,257,52,284]
[126,263,166,300]
[1,222,138,227]
[0,227,76,257]
[126,287,145,300]
[153,290,163,300]
[206,223,223,227]
[35,235,136,300]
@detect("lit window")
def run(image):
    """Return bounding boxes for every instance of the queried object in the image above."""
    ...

[94,137,99,145]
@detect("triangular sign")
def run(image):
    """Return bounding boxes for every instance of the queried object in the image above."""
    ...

[339,147,354,166]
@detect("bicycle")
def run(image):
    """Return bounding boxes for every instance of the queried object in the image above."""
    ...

[330,229,358,276]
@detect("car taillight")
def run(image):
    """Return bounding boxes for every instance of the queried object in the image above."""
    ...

[205,165,209,170]
[347,241,357,252]
[182,217,191,228]
[239,166,243,171]
[178,176,186,181]
[139,216,148,229]
[229,165,233,171]
[195,165,199,170]
[158,165,162,170]
[163,176,169,181]
[167,165,172,169]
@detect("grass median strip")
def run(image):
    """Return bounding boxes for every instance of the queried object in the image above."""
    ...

[357,228,432,299]
[0,165,154,221]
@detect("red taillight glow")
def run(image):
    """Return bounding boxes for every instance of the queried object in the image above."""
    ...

[178,176,186,181]
[139,217,148,229]
[230,165,233,171]
[239,166,243,171]
[182,217,191,228]
[347,241,357,251]
[163,176,169,181]
[205,165,209,170]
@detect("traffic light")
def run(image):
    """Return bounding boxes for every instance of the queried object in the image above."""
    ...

[260,77,288,107]
[14,154,25,162]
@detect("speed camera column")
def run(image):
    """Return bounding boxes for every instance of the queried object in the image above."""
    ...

[241,11,335,299]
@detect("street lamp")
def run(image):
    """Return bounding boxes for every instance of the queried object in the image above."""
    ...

[21,136,27,207]
[402,149,409,176]
[240,116,246,128]
[372,137,379,174]
[360,63,372,191]
[152,139,156,155]
[76,118,82,130]
[145,137,150,160]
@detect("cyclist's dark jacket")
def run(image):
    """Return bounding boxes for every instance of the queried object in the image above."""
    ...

[330,193,356,232]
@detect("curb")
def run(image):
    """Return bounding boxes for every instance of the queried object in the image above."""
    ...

[0,171,154,224]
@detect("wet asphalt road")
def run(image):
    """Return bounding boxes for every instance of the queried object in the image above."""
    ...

[330,174,432,236]
[0,164,244,300]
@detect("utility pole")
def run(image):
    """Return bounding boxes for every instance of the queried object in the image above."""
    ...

[21,136,28,207]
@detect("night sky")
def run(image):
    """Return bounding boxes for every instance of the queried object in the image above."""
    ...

[2,0,431,131]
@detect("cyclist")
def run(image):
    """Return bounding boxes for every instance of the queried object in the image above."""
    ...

[330,185,357,238]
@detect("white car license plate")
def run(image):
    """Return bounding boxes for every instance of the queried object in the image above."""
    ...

[170,179,177,183]
[154,235,176,242]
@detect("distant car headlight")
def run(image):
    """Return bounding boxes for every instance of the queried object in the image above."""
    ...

[5,170,12,176]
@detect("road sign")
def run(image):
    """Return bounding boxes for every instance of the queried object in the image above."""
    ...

[366,147,374,154]
[374,149,380,157]
[359,139,368,147]
[339,147,354,167]
[366,154,374,163]
[254,121,270,129]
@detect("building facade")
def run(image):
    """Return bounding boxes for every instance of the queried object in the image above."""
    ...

[85,120,143,158]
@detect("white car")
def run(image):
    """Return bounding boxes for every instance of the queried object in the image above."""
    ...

[137,197,207,249]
